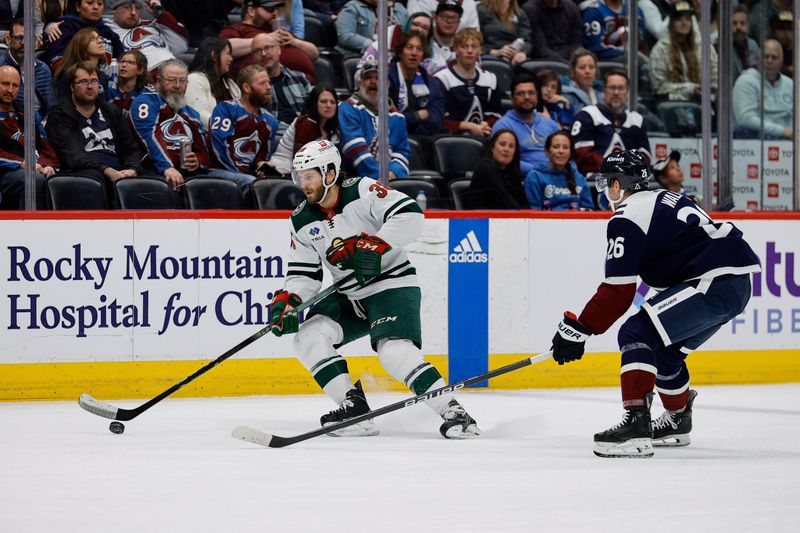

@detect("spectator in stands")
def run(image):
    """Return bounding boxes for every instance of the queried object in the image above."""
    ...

[108,49,152,114]
[104,0,189,74]
[466,128,528,209]
[0,19,56,116]
[571,68,651,175]
[524,130,592,210]
[221,0,317,83]
[276,0,305,38]
[303,0,348,25]
[361,12,437,74]
[768,10,794,77]
[251,31,310,136]
[339,59,411,180]
[0,1,29,41]
[649,1,717,102]
[730,4,760,81]
[435,27,503,136]
[335,0,407,57]
[561,47,604,111]
[478,0,532,67]
[407,0,480,30]
[130,59,211,189]
[652,149,684,192]
[748,0,792,44]
[579,0,645,61]
[46,62,142,186]
[640,0,697,44]
[39,0,68,35]
[268,85,340,175]
[523,0,583,63]
[537,69,574,129]
[492,73,560,174]
[47,0,124,72]
[0,66,54,209]
[388,30,444,136]
[163,0,229,47]
[186,37,241,128]
[427,0,461,73]
[53,27,113,100]
[733,39,794,140]
[208,64,280,197]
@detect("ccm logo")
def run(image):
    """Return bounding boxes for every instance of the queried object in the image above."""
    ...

[370,316,397,328]
[357,241,379,251]
[404,383,465,406]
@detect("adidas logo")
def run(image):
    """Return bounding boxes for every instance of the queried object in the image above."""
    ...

[449,230,488,263]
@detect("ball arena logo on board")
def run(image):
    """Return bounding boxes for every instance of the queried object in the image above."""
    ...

[449,230,488,263]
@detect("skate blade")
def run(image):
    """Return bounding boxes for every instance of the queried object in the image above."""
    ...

[652,433,691,447]
[324,419,379,437]
[594,438,654,458]
[443,423,481,439]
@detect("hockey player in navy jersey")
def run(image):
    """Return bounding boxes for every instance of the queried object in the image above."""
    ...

[550,150,760,458]
[269,139,479,439]
[208,64,279,196]
[130,59,210,189]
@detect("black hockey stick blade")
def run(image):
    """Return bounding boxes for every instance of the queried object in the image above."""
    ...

[77,277,352,422]
[232,350,553,448]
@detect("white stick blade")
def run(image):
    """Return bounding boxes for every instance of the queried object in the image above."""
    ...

[78,394,119,420]
[231,426,273,447]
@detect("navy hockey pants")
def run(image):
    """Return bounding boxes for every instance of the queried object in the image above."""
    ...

[617,274,752,408]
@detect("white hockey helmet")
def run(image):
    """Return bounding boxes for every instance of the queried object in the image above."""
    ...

[291,139,341,204]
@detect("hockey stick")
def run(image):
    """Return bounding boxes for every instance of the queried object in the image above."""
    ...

[78,276,353,422]
[231,350,554,448]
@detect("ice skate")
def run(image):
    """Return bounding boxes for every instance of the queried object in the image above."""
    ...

[652,389,697,447]
[593,393,654,458]
[321,381,378,437]
[439,400,481,439]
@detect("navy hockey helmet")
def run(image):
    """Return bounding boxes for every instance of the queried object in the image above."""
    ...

[596,150,652,194]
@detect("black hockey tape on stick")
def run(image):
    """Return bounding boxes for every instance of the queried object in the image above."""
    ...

[231,350,554,448]
[78,274,355,422]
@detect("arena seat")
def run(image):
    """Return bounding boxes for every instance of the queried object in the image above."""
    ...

[480,58,514,95]
[433,136,485,180]
[519,60,570,79]
[47,175,108,210]
[388,178,442,208]
[183,177,243,209]
[253,179,305,210]
[448,179,472,210]
[115,177,178,209]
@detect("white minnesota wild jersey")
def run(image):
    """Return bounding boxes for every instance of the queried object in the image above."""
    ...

[285,177,424,300]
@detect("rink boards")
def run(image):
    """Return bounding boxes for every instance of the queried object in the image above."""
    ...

[0,210,798,400]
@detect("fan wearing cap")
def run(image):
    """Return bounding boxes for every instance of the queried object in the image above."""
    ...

[220,0,318,83]
[768,10,794,77]
[407,0,480,31]
[747,0,792,44]
[649,1,717,103]
[338,58,412,181]
[104,0,189,74]
[549,149,761,458]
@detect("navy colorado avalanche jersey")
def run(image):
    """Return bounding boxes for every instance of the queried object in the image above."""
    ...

[605,190,761,290]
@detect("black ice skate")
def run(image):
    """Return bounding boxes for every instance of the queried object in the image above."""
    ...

[652,389,697,447]
[439,400,481,439]
[321,381,378,437]
[593,393,654,458]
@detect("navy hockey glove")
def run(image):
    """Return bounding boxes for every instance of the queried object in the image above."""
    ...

[551,312,592,365]
[270,290,302,336]
[354,234,392,285]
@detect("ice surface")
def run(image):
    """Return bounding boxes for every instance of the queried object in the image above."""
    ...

[2,385,799,532]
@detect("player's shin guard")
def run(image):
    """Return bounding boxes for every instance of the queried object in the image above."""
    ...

[377,338,480,438]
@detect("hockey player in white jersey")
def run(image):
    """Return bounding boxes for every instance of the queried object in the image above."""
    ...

[269,139,480,439]
[551,150,760,458]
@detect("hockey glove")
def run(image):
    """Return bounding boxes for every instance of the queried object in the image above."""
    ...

[325,235,360,271]
[551,312,592,365]
[354,234,392,285]
[270,290,302,336]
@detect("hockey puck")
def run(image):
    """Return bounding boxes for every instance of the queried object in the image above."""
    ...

[109,421,125,434]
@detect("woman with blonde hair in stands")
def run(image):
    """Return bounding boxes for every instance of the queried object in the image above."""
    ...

[53,26,111,99]
[561,47,604,112]
[108,49,153,115]
[477,0,532,66]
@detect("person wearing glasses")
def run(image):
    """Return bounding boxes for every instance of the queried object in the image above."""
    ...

[46,0,124,73]
[0,18,56,117]
[46,61,142,190]
[130,59,211,190]
[104,0,189,74]
[107,49,153,114]
[427,0,461,73]
[221,0,317,83]
[571,68,651,178]
[407,0,479,30]
[491,73,560,174]
[361,12,438,74]
[250,32,310,137]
